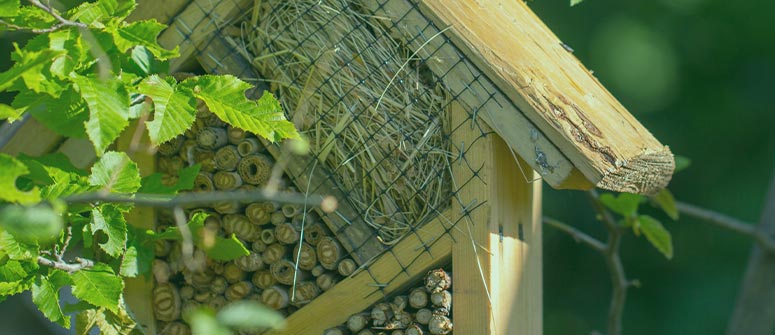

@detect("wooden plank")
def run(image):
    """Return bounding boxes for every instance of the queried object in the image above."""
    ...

[0,118,62,156]
[195,33,387,265]
[361,0,590,191]
[157,0,252,72]
[56,138,96,169]
[128,0,191,24]
[269,210,455,335]
[420,0,673,195]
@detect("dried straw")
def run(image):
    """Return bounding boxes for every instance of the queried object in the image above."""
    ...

[243,0,451,243]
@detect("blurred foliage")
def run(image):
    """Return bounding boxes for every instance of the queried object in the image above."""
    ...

[533,0,775,334]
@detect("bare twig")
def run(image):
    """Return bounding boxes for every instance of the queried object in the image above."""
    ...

[37,256,94,273]
[172,206,196,270]
[27,0,87,29]
[677,201,775,253]
[543,216,605,252]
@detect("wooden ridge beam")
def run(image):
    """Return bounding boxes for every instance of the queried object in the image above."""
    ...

[419,0,674,195]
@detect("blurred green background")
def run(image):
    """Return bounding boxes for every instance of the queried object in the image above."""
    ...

[531,0,775,334]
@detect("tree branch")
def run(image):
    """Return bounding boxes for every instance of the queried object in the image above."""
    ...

[543,216,606,252]
[27,0,87,29]
[677,201,775,253]
[37,256,94,273]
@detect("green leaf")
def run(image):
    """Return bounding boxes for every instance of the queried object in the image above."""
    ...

[89,151,141,193]
[110,20,178,60]
[599,192,643,218]
[68,0,136,26]
[0,231,39,261]
[138,164,200,195]
[0,260,36,296]
[0,0,20,17]
[13,89,89,138]
[0,46,63,93]
[187,308,232,335]
[0,205,63,245]
[570,0,584,6]
[674,155,691,173]
[638,215,674,259]
[0,103,23,121]
[75,303,139,335]
[0,260,30,281]
[651,188,679,220]
[9,45,65,96]
[138,75,197,144]
[0,277,31,296]
[182,75,300,142]
[71,263,123,313]
[127,46,169,76]
[91,205,127,258]
[119,227,153,277]
[71,75,130,155]
[19,153,94,199]
[189,212,249,261]
[32,270,72,328]
[217,301,286,331]
[3,6,55,30]
[47,28,88,79]
[0,153,40,204]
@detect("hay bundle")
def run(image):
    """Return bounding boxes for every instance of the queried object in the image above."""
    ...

[244,0,452,243]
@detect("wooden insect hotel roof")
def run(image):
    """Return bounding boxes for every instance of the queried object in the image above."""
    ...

[1,0,673,334]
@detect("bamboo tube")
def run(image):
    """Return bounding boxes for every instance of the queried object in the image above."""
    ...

[281,203,300,218]
[237,154,272,185]
[347,314,369,333]
[158,156,185,174]
[210,277,228,295]
[193,149,217,172]
[209,295,228,310]
[181,300,201,317]
[193,172,214,192]
[291,281,320,306]
[213,171,243,190]
[215,145,241,171]
[245,202,274,225]
[357,330,374,335]
[394,310,413,329]
[315,273,337,291]
[153,283,181,322]
[206,258,225,275]
[196,127,228,150]
[184,267,215,289]
[225,281,254,301]
[428,315,453,335]
[223,262,246,283]
[157,136,184,156]
[227,126,246,145]
[311,265,326,277]
[290,214,305,230]
[337,258,356,277]
[179,285,194,301]
[234,252,264,272]
[204,214,222,234]
[154,239,171,257]
[194,290,214,303]
[262,243,286,264]
[275,223,300,245]
[424,269,451,293]
[393,296,408,311]
[270,211,286,226]
[292,243,317,271]
[261,286,290,310]
[270,259,302,285]
[323,327,347,335]
[223,214,259,241]
[153,259,171,284]
[415,309,432,325]
[260,229,277,245]
[252,240,267,253]
[392,331,405,335]
[237,138,261,156]
[406,325,424,335]
[179,139,197,163]
[371,303,393,327]
[251,270,277,289]
[409,288,429,309]
[303,223,326,246]
[213,201,241,214]
[317,237,342,270]
[203,113,226,128]
[430,291,452,311]
[160,321,190,335]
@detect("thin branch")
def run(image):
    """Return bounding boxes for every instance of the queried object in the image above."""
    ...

[27,0,87,29]
[62,189,337,212]
[543,216,606,252]
[37,256,94,273]
[677,201,775,253]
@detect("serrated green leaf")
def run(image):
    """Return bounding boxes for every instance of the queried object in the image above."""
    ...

[674,155,691,173]
[3,6,56,30]
[0,260,29,281]
[138,75,196,144]
[599,192,643,218]
[110,20,178,60]
[32,271,71,328]
[638,215,674,259]
[89,151,141,193]
[187,308,232,335]
[71,75,130,155]
[217,301,286,331]
[0,277,31,296]
[68,0,136,26]
[19,153,94,199]
[119,227,153,277]
[0,46,62,93]
[48,28,88,79]
[0,153,40,204]
[13,88,89,138]
[138,164,200,195]
[0,205,63,245]
[182,75,299,142]
[10,45,65,96]
[71,263,123,313]
[127,46,169,76]
[91,205,127,258]
[0,103,23,121]
[0,0,20,17]
[0,231,39,260]
[652,188,679,220]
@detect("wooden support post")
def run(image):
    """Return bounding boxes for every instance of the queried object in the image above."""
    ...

[0,118,62,156]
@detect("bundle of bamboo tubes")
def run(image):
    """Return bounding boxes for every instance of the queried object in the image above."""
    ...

[325,268,453,335]
[152,107,356,332]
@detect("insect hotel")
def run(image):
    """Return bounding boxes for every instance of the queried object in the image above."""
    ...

[1,0,673,334]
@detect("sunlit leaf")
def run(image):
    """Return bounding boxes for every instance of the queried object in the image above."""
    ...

[32,270,72,328]
[0,205,63,245]
[119,227,154,277]
[0,0,20,17]
[90,205,127,258]
[0,103,23,122]
[71,75,130,155]
[137,75,196,145]
[138,164,200,195]
[217,301,286,331]
[0,46,62,93]
[71,263,123,313]
[14,88,89,138]
[189,212,249,261]
[68,0,136,25]
[599,192,643,218]
[570,0,585,6]
[110,20,178,60]
[638,215,674,259]
[187,308,232,335]
[0,153,40,204]
[651,188,679,220]
[89,151,141,193]
[0,231,39,261]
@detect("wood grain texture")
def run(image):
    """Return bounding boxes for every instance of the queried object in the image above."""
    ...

[420,0,673,195]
